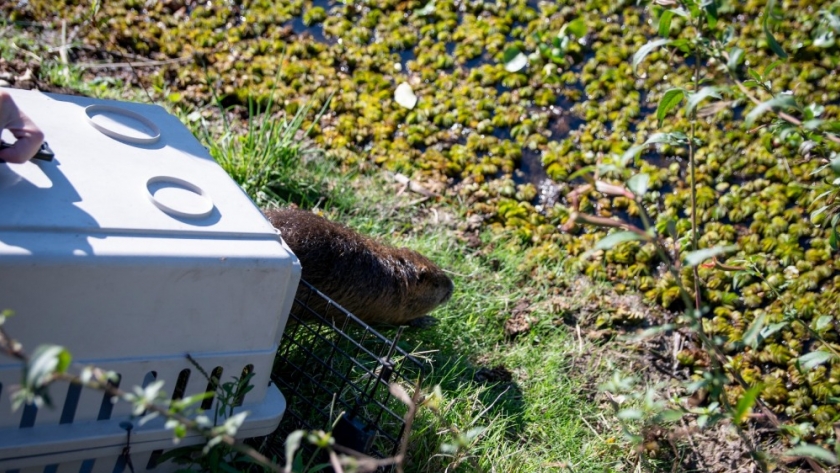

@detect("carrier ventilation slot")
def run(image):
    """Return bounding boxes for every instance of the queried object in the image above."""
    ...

[97,374,122,421]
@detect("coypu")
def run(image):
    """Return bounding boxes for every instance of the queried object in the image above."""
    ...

[264,207,454,326]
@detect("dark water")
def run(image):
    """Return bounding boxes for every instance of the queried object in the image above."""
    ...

[289,17,330,44]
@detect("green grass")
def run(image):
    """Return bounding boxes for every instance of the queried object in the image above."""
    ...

[345,211,633,472]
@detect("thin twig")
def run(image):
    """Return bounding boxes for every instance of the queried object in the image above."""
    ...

[470,385,511,427]
[76,57,192,70]
[688,17,702,312]
[396,378,424,473]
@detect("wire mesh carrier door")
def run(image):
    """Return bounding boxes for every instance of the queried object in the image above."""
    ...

[266,279,426,470]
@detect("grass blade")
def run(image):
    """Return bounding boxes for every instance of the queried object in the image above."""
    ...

[633,39,672,74]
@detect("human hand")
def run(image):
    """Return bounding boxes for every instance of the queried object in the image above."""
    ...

[0,90,44,164]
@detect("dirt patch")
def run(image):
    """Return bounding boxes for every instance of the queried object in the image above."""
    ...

[504,299,532,338]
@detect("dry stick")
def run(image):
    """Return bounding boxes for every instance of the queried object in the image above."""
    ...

[469,386,510,427]
[75,44,166,62]
[328,450,344,473]
[396,379,424,473]
[331,444,403,471]
[563,211,652,239]
[77,57,192,70]
[688,22,702,313]
[578,412,606,442]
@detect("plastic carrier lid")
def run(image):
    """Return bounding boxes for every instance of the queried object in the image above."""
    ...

[0,88,277,238]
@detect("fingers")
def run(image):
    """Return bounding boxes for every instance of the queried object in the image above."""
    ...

[0,90,45,164]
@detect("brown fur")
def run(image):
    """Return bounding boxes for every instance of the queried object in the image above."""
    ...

[264,208,454,325]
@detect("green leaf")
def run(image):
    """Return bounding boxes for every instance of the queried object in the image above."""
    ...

[464,426,487,442]
[734,383,763,424]
[645,132,686,146]
[687,86,721,115]
[503,50,528,73]
[825,121,840,133]
[632,39,672,74]
[803,119,825,130]
[721,25,735,44]
[763,59,784,77]
[761,321,788,339]
[626,173,650,197]
[683,245,738,267]
[815,315,833,331]
[415,0,436,16]
[744,95,800,127]
[567,165,597,181]
[742,313,767,349]
[620,144,646,166]
[807,102,825,119]
[565,18,587,38]
[810,205,829,222]
[27,345,69,389]
[503,47,521,64]
[671,38,692,52]
[659,9,675,37]
[727,47,744,74]
[617,408,644,420]
[762,0,788,59]
[178,391,214,408]
[686,0,702,18]
[704,0,718,28]
[657,88,686,125]
[785,444,838,465]
[686,378,708,394]
[594,231,647,251]
[219,462,242,473]
[799,350,835,370]
[831,226,839,251]
[621,132,688,164]
[284,430,306,472]
[814,30,836,48]
[666,220,678,239]
[655,409,685,423]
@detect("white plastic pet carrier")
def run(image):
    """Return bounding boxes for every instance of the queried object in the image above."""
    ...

[0,88,300,472]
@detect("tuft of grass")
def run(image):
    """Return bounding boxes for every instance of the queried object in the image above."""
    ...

[190,92,357,211]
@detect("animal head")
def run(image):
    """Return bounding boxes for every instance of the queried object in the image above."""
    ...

[403,251,454,316]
